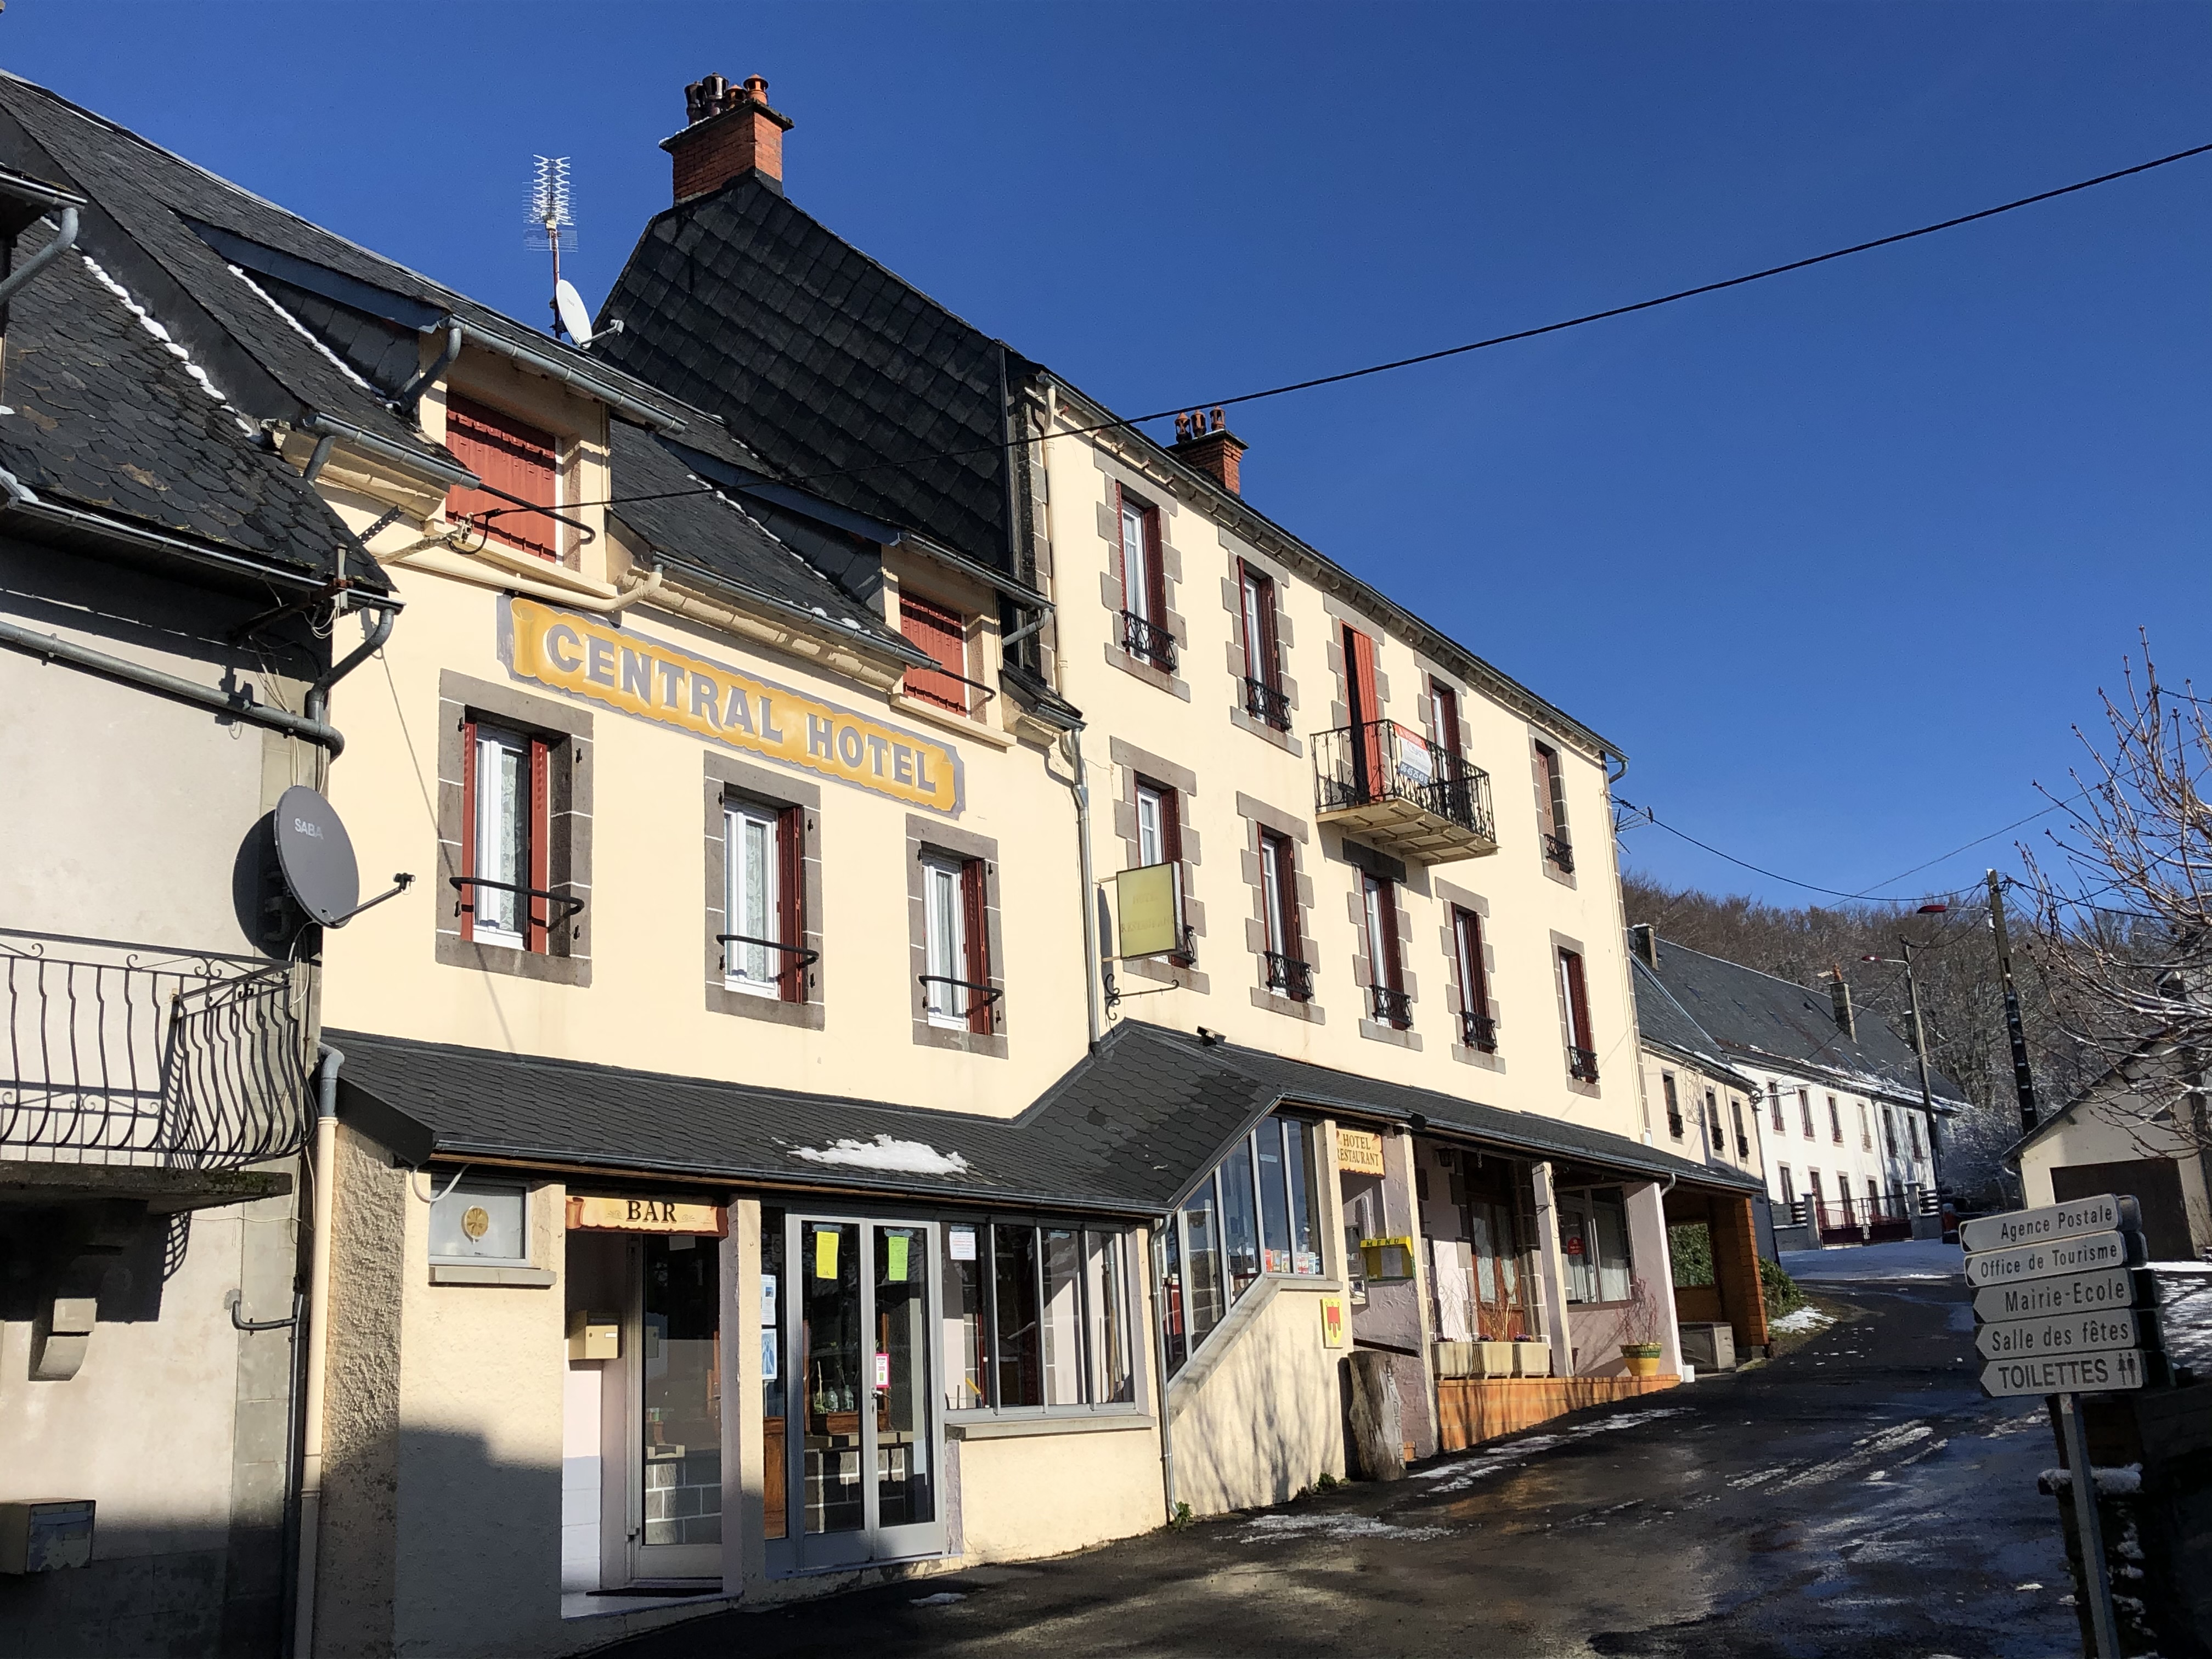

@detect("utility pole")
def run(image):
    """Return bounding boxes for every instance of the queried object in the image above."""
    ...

[1988,868,2039,1135]
[1899,938,1944,1192]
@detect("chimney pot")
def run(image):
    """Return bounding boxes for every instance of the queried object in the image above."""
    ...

[665,70,794,201]
[1172,407,1247,495]
[1629,924,1657,968]
[1829,969,1856,1040]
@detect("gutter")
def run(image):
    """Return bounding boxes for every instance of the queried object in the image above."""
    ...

[455,320,684,435]
[1149,1216,1180,1527]
[291,1045,344,1659]
[301,411,479,493]
[0,464,346,594]
[1056,728,1103,1048]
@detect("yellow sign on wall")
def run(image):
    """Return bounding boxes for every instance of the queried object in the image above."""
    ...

[1335,1126,1387,1177]
[566,1195,728,1236]
[1113,861,1184,958]
[1319,1295,1346,1348]
[502,597,962,815]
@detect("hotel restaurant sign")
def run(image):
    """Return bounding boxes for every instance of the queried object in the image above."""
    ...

[501,596,964,815]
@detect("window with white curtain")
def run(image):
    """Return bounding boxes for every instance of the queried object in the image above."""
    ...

[723,802,783,996]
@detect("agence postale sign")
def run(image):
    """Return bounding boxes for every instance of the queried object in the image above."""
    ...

[502,597,964,816]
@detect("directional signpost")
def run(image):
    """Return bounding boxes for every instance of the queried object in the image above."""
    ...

[1962,1194,2163,1659]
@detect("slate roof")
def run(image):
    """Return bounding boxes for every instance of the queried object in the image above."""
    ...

[597,174,1026,571]
[0,216,377,586]
[1639,939,1970,1109]
[1630,958,1756,1092]
[328,1018,1754,1215]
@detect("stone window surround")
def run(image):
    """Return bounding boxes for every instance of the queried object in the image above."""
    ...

[436,670,592,988]
[1530,728,1577,890]
[1093,453,1190,702]
[1340,836,1421,1052]
[1550,927,1600,1099]
[1108,738,1207,994]
[1321,595,1393,731]
[906,814,1008,1059]
[702,754,825,1031]
[1220,538,1301,755]
[1235,792,1322,1025]
[1433,878,1503,1074]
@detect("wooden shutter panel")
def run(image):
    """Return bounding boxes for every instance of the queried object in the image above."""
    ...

[777,805,805,1002]
[1255,569,1282,689]
[527,736,552,955]
[458,716,479,944]
[444,394,560,561]
[960,859,991,1034]
[1564,950,1593,1062]
[1142,506,1167,626]
[899,594,968,713]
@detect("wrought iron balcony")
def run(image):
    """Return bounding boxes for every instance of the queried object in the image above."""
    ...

[1369,984,1413,1029]
[1567,1045,1600,1084]
[1311,720,1497,864]
[1459,1009,1498,1053]
[1,927,310,1167]
[1543,831,1575,874]
[1243,676,1291,732]
[1263,951,1313,1002]
[1119,611,1177,673]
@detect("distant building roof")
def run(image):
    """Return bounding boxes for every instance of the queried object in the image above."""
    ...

[1630,958,1758,1093]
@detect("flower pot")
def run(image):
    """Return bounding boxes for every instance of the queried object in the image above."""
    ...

[1477,1340,1518,1378]
[1512,1340,1551,1378]
[1621,1342,1663,1379]
[1433,1340,1476,1378]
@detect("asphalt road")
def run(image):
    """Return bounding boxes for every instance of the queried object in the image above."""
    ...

[599,1261,2079,1659]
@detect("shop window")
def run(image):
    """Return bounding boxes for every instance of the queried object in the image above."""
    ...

[899,591,972,715]
[459,719,575,954]
[921,854,992,1034]
[1559,1188,1632,1305]
[1163,1115,1324,1378]
[428,1176,529,1266]
[1661,1072,1684,1139]
[445,392,560,561]
[1469,1195,1531,1340]
[942,1222,1134,1415]
[722,797,805,1000]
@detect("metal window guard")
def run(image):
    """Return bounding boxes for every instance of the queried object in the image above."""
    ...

[456,477,599,545]
[1567,1045,1600,1083]
[917,975,1004,1026]
[449,875,586,933]
[1243,677,1291,731]
[1263,951,1313,1001]
[1543,832,1576,873]
[715,934,821,973]
[1312,719,1496,840]
[1369,985,1413,1028]
[1460,1009,1498,1052]
[905,662,998,710]
[1119,611,1178,672]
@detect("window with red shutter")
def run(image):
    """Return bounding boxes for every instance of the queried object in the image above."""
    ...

[459,717,552,953]
[960,859,991,1034]
[444,394,560,561]
[899,593,969,714]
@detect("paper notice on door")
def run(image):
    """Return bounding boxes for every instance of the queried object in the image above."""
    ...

[874,1350,890,1389]
[761,1328,779,1382]
[760,1273,777,1324]
[949,1226,977,1261]
[814,1228,839,1280]
[887,1233,911,1282]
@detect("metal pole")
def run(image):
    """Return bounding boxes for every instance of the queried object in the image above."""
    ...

[1987,870,2040,1135]
[2058,1391,2122,1659]
[1902,939,1943,1192]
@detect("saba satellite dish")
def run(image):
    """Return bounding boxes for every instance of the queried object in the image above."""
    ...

[273,785,411,929]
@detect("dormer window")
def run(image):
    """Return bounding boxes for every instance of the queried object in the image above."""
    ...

[899,592,973,716]
[445,393,560,561]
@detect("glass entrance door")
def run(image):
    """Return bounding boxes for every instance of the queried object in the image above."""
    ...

[629,1233,723,1583]
[768,1214,943,1574]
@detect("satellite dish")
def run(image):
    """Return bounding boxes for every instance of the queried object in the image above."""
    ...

[273,785,360,927]
[554,279,594,346]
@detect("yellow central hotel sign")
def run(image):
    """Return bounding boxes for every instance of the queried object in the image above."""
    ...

[502,597,963,815]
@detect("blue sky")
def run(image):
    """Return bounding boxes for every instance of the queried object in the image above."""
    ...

[9,3,2206,907]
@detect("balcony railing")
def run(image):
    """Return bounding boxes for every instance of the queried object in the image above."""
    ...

[1312,720,1498,864]
[1799,1188,1932,1244]
[1243,677,1291,732]
[0,927,311,1167]
[1543,832,1575,874]
[1369,985,1413,1029]
[1460,1009,1498,1053]
[1566,1045,1600,1084]
[1119,611,1177,673]
[1263,951,1313,1002]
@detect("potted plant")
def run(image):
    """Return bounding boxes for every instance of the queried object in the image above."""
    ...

[1619,1276,1664,1378]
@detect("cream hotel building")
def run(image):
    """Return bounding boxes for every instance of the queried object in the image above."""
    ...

[0,70,1770,1657]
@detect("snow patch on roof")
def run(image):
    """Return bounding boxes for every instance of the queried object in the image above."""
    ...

[790,1134,970,1178]
[78,251,251,432]
[226,262,379,395]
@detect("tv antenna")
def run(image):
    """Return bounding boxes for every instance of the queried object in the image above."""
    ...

[527,155,578,337]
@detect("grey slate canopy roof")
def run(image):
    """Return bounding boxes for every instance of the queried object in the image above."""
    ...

[1630,958,1757,1093]
[329,1018,1754,1216]
[597,175,1028,571]
[1639,939,1970,1109]
[0,217,377,586]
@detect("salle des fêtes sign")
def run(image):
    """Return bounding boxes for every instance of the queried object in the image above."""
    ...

[501,596,963,815]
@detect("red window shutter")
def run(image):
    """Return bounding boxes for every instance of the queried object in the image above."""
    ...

[777,805,805,1002]
[444,394,560,561]
[1564,950,1593,1055]
[458,716,478,944]
[1460,908,1489,1012]
[1255,571,1281,689]
[1432,681,1462,758]
[1142,507,1167,625]
[960,859,991,1034]
[899,594,968,714]
[527,736,552,955]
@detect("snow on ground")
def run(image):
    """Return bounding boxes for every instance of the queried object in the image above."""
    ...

[1234,1513,1447,1543]
[1780,1239,1963,1282]
[1770,1306,1836,1335]
[1409,1407,1692,1494]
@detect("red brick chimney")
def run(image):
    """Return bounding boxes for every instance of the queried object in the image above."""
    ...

[663,72,794,201]
[1173,407,1246,495]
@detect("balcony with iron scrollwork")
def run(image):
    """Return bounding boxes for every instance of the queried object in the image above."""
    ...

[1262,951,1313,1002]
[1,927,311,1170]
[1119,610,1178,673]
[1566,1045,1600,1084]
[1243,676,1291,732]
[1312,720,1498,864]
[1459,1008,1498,1053]
[1368,984,1413,1030]
[1543,831,1576,874]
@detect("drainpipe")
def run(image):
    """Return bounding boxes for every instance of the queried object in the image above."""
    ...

[292,1045,343,1659]
[301,604,396,732]
[0,204,80,313]
[1149,1217,1179,1526]
[392,319,462,421]
[1056,728,1102,1047]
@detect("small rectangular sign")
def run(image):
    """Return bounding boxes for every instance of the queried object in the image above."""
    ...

[1974,1268,2145,1324]
[949,1226,977,1262]
[1981,1346,2150,1398]
[1114,861,1185,958]
[1959,1194,2139,1256]
[1320,1295,1347,1348]
[1976,1308,2143,1362]
[1335,1127,1387,1177]
[1965,1229,2136,1288]
[567,1195,727,1236]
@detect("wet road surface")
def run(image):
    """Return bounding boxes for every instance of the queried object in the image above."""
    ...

[599,1266,2077,1658]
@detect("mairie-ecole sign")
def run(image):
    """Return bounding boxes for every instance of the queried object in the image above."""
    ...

[502,596,963,815]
